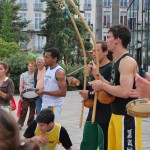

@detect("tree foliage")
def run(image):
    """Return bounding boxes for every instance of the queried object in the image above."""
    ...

[41,0,93,65]
[0,0,29,43]
[0,38,20,57]
[0,0,13,42]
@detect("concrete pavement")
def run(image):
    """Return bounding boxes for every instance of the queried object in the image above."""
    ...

[12,91,150,150]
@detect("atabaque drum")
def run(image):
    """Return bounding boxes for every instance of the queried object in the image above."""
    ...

[97,90,115,104]
[126,98,150,118]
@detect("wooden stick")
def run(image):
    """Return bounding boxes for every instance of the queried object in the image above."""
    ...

[59,0,87,127]
[67,66,85,76]
[68,0,99,123]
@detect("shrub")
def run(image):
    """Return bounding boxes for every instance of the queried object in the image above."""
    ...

[0,38,20,58]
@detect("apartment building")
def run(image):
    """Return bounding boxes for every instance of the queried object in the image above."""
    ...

[17,0,130,52]
[128,0,150,73]
[79,0,129,41]
[17,0,46,52]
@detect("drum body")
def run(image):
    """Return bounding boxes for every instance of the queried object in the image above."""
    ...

[84,99,93,108]
[21,88,38,102]
[97,90,115,104]
[126,98,150,118]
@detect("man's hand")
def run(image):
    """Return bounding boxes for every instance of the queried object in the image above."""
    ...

[79,90,88,99]
[36,89,44,96]
[88,80,103,92]
[67,77,76,86]
[32,135,49,144]
[130,73,150,99]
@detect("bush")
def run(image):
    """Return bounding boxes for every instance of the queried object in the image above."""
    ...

[0,38,20,58]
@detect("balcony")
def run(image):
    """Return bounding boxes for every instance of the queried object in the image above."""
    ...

[26,24,41,32]
[19,3,27,10]
[34,3,43,11]
[84,4,92,11]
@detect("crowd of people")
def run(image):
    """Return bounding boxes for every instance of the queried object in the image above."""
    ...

[0,24,150,150]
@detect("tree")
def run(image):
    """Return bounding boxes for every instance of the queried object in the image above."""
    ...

[0,38,20,58]
[0,0,29,43]
[41,0,92,65]
[0,0,13,42]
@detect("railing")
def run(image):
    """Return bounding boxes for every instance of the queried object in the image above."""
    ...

[26,23,41,32]
[84,4,92,11]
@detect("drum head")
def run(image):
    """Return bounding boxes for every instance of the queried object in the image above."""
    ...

[126,98,150,118]
[21,88,38,99]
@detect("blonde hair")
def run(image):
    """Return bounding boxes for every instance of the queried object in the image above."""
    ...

[36,57,44,63]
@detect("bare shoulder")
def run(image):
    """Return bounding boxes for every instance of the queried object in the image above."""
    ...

[56,68,66,79]
[119,56,138,74]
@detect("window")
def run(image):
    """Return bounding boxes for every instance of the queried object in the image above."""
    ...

[19,13,27,30]
[19,0,27,8]
[84,0,92,10]
[120,15,127,25]
[144,0,150,10]
[34,35,43,51]
[19,13,27,22]
[103,15,111,27]
[103,36,107,41]
[120,0,127,7]
[84,0,91,5]
[103,0,111,7]
[84,13,91,24]
[128,18,136,30]
[34,0,42,9]
[35,13,42,30]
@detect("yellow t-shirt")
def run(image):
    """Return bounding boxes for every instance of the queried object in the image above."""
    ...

[35,123,61,150]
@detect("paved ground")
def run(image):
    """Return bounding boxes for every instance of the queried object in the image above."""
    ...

[12,91,150,150]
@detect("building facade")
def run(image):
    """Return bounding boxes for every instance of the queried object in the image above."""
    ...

[17,0,130,53]
[79,0,129,41]
[17,0,46,52]
[128,0,150,73]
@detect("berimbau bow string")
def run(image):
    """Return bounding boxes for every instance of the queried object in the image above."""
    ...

[67,0,100,123]
[59,0,87,127]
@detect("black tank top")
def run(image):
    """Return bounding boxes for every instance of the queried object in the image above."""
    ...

[111,53,136,115]
[87,62,113,124]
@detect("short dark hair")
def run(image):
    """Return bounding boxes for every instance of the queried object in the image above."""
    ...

[45,48,60,62]
[96,40,107,52]
[96,41,113,61]
[108,25,131,48]
[36,109,55,124]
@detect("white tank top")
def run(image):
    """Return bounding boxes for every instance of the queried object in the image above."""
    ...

[42,65,64,107]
